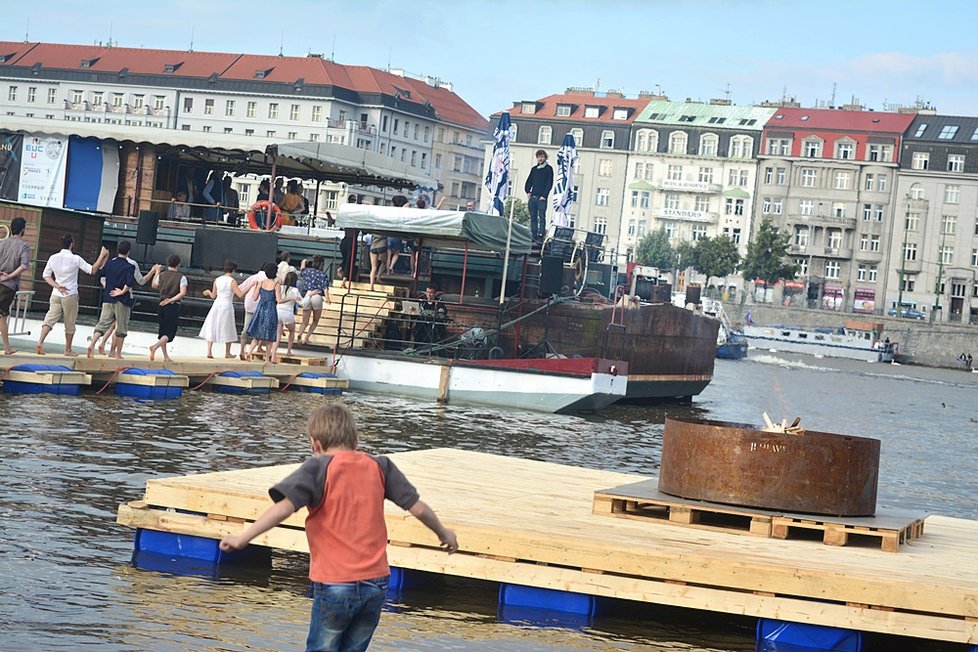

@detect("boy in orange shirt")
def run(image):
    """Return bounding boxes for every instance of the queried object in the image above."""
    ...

[220,404,457,651]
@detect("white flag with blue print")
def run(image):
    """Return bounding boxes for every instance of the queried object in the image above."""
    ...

[484,112,511,216]
[552,132,578,227]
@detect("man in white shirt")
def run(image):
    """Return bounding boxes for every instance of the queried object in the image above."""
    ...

[238,264,270,359]
[36,234,109,356]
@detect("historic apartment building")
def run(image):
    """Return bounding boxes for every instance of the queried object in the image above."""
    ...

[0,40,486,211]
[891,114,978,324]
[755,107,916,311]
[489,89,651,261]
[622,100,775,289]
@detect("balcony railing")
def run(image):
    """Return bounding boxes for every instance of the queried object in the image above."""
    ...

[788,245,853,259]
[792,213,857,229]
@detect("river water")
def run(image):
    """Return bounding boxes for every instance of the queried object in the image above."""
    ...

[1,353,975,651]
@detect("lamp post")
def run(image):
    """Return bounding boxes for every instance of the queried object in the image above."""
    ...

[896,195,910,318]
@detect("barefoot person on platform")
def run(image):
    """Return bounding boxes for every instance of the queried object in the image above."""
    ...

[36,235,109,356]
[200,260,247,359]
[148,255,188,362]
[87,240,138,359]
[0,217,31,355]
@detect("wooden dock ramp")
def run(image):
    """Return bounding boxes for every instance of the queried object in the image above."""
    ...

[116,448,978,645]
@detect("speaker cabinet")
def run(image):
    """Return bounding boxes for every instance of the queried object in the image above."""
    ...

[539,255,564,296]
[136,210,159,245]
[191,227,278,272]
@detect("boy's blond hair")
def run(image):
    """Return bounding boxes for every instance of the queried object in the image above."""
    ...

[307,403,358,450]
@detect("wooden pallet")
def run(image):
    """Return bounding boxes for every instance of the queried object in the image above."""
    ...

[277,355,329,367]
[593,479,926,552]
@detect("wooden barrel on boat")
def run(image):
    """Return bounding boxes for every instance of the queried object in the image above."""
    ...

[658,417,880,516]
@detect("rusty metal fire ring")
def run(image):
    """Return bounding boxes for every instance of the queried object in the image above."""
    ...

[658,417,880,516]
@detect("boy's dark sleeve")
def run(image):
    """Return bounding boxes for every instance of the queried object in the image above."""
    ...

[375,456,420,511]
[123,262,136,288]
[269,457,331,510]
[524,169,533,194]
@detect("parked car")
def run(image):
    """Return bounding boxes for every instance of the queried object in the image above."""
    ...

[887,307,925,320]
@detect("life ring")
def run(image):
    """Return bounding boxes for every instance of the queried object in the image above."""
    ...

[247,200,282,230]
[0,224,9,240]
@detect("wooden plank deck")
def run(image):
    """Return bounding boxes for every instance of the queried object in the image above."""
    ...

[0,352,325,383]
[116,448,978,644]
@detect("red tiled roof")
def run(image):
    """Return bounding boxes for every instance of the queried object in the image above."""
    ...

[496,92,649,125]
[763,106,916,133]
[0,40,486,131]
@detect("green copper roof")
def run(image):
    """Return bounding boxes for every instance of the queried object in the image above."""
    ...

[628,181,656,191]
[635,100,776,131]
[723,187,751,198]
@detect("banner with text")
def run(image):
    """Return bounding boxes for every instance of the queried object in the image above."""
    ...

[0,133,23,202]
[18,135,69,208]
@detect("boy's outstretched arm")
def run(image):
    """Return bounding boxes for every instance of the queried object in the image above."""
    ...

[220,498,296,552]
[408,500,458,553]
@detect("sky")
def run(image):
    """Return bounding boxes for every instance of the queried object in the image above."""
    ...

[5,0,978,118]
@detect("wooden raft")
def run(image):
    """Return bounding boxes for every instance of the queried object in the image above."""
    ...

[593,479,926,552]
[116,448,978,645]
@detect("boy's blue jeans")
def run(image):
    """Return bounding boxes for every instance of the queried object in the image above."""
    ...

[306,576,389,652]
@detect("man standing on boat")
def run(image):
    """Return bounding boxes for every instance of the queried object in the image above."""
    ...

[524,150,554,244]
[0,217,31,355]
[36,234,110,356]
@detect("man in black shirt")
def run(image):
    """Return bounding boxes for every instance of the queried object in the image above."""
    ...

[524,149,553,243]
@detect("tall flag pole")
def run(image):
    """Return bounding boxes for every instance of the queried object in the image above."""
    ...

[484,112,511,216]
[552,132,578,227]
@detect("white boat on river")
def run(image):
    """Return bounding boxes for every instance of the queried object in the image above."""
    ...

[742,320,900,362]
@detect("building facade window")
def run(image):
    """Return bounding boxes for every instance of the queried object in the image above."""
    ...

[725,198,744,215]
[801,168,817,187]
[870,235,880,252]
[692,225,708,240]
[669,131,687,154]
[799,199,813,216]
[825,261,840,279]
[942,214,957,234]
[599,159,613,176]
[833,202,846,218]
[698,166,713,183]
[570,128,584,146]
[836,142,854,159]
[594,217,607,234]
[600,130,614,149]
[905,212,920,231]
[666,194,680,209]
[695,196,710,212]
[803,139,822,158]
[641,192,650,209]
[290,104,300,120]
[767,138,791,156]
[556,104,571,117]
[204,99,214,114]
[246,101,256,118]
[796,258,808,276]
[909,183,925,200]
[668,164,683,181]
[948,154,965,172]
[940,246,954,265]
[904,242,917,261]
[699,134,718,156]
[537,125,552,145]
[834,170,850,189]
[911,152,929,170]
[945,184,960,203]
[595,187,610,206]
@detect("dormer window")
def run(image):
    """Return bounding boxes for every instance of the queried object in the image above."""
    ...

[613,108,629,120]
[164,63,182,73]
[708,117,727,124]
[254,68,273,79]
[80,58,99,68]
[521,102,536,114]
[584,106,600,118]
[393,85,411,99]
[556,104,571,117]
[678,115,696,122]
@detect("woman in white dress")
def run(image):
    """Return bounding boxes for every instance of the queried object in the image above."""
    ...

[276,271,313,357]
[200,260,247,358]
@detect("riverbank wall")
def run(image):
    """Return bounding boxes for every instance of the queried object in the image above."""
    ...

[723,304,978,369]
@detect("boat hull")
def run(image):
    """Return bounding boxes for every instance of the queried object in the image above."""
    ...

[328,350,627,413]
[716,340,748,360]
[743,325,879,361]
[449,301,718,403]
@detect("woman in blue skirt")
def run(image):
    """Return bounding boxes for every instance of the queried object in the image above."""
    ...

[246,262,282,363]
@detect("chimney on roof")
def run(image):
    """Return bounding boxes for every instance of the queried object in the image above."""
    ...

[437,80,453,92]
[605,90,624,98]
[390,68,405,77]
[566,87,595,96]
[307,53,323,58]
[841,102,864,111]
[709,98,731,106]
[638,90,668,100]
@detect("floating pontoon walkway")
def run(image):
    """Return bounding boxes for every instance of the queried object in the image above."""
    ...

[117,448,978,646]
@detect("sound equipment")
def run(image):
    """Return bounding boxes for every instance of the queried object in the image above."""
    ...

[191,227,278,271]
[136,210,159,246]
[539,255,564,296]
[685,284,702,306]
